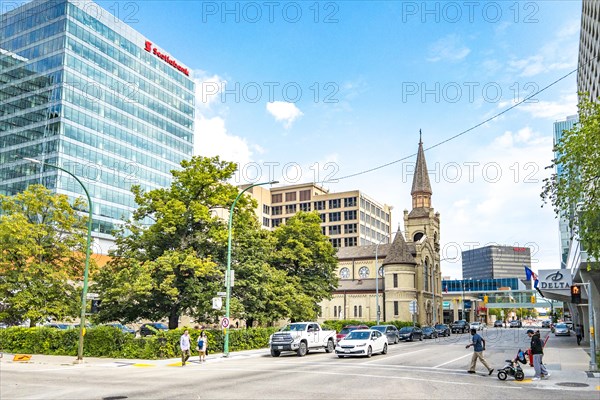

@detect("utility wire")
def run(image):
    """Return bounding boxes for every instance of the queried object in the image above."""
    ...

[329,68,577,183]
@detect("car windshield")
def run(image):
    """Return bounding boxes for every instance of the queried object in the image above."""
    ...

[423,327,432,332]
[399,327,412,333]
[154,323,168,329]
[434,324,445,329]
[371,326,386,333]
[555,324,567,328]
[281,323,307,332]
[345,331,370,340]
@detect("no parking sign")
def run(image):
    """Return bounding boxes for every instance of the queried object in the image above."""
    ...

[221,317,230,329]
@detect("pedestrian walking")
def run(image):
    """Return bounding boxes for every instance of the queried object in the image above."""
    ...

[197,331,207,362]
[527,329,549,380]
[180,329,191,366]
[465,328,494,375]
[575,324,584,345]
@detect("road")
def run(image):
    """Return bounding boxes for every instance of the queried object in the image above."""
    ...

[2,327,598,399]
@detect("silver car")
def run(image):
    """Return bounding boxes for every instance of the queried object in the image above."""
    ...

[371,325,400,344]
[554,323,570,336]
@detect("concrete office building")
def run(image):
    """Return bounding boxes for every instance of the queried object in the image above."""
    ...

[462,245,531,280]
[246,183,392,248]
[578,0,600,101]
[0,0,194,253]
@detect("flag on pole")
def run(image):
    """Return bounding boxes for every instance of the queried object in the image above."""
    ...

[524,265,544,297]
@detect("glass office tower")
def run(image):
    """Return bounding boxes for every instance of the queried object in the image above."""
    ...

[0,0,194,250]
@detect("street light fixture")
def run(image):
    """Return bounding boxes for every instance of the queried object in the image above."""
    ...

[23,158,93,362]
[224,180,278,357]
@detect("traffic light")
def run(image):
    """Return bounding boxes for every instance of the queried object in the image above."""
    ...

[483,295,489,304]
[530,296,535,304]
[91,299,101,314]
[571,285,581,304]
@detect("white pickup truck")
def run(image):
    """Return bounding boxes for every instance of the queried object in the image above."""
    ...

[269,322,336,357]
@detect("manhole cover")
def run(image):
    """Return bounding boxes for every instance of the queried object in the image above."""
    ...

[555,382,589,387]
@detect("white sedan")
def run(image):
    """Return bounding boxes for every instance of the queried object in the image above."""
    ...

[335,329,388,358]
[470,322,484,331]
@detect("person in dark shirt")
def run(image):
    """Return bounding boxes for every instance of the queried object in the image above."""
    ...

[527,329,549,380]
[465,328,494,375]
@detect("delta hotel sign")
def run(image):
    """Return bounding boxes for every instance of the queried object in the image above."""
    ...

[145,41,189,76]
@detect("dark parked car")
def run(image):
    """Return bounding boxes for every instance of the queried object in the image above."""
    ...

[450,320,470,334]
[421,326,438,339]
[541,320,552,328]
[106,323,136,335]
[494,320,503,328]
[398,326,423,342]
[371,325,400,344]
[434,324,450,337]
[139,322,169,336]
[336,325,369,343]
[45,323,73,330]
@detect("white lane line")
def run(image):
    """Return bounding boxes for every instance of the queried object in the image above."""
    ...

[433,353,472,368]
[362,348,429,364]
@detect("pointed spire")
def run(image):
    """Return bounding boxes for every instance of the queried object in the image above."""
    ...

[382,231,416,266]
[411,132,432,208]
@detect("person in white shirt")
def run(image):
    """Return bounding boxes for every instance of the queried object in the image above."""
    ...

[180,330,191,366]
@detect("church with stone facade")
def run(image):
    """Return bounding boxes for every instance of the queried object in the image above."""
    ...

[319,138,443,325]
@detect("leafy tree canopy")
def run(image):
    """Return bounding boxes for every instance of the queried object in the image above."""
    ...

[542,97,600,267]
[0,185,92,326]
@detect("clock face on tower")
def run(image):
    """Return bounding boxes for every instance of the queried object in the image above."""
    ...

[340,267,350,279]
[359,266,369,279]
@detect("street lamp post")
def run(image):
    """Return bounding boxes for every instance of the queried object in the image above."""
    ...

[24,158,92,362]
[224,181,277,357]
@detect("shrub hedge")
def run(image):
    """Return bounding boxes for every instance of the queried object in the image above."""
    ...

[0,325,279,359]
[321,319,417,333]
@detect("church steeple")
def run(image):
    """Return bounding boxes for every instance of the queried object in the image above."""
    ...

[411,131,432,209]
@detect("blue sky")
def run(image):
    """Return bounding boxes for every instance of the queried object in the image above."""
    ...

[97,1,581,278]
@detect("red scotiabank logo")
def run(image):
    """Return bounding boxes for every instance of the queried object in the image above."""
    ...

[144,41,189,77]
[513,247,527,252]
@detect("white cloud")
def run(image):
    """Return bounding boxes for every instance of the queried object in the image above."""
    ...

[517,93,578,119]
[194,71,226,109]
[427,34,471,62]
[266,101,304,128]
[193,115,261,166]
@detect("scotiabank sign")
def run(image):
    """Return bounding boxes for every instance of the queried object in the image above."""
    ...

[145,41,189,76]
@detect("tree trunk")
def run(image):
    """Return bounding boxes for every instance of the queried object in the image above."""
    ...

[246,318,254,329]
[168,309,179,329]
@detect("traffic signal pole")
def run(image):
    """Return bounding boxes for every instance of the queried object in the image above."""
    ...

[582,282,598,371]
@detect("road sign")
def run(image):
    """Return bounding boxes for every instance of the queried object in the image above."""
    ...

[217,292,226,296]
[409,300,417,314]
[212,297,222,310]
[221,317,230,328]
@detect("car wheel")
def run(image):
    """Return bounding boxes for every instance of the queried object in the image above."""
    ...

[297,341,307,357]
[497,370,507,381]
[515,370,525,381]
[270,348,281,357]
[337,355,345,358]
[394,336,398,344]
[325,339,334,353]
[409,335,413,342]
[366,346,372,358]
[419,335,423,341]
[382,343,388,355]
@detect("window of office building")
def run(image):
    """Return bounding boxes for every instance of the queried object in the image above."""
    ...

[262,204,270,214]
[322,226,326,235]
[299,202,311,211]
[285,192,296,202]
[272,206,282,215]
[329,225,341,235]
[320,213,326,223]
[393,274,398,288]
[329,212,341,222]
[285,204,296,214]
[344,210,357,220]
[344,223,357,234]
[329,199,341,209]
[271,218,282,228]
[314,200,325,210]
[272,193,282,203]
[330,238,341,248]
[394,301,399,316]
[344,197,357,207]
[262,217,269,227]
[344,237,357,247]
[299,189,311,201]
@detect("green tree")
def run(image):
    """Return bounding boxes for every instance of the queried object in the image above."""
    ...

[542,97,600,266]
[271,211,338,317]
[93,156,255,328]
[0,185,91,326]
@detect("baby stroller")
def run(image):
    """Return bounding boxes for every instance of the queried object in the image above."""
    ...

[497,349,527,381]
